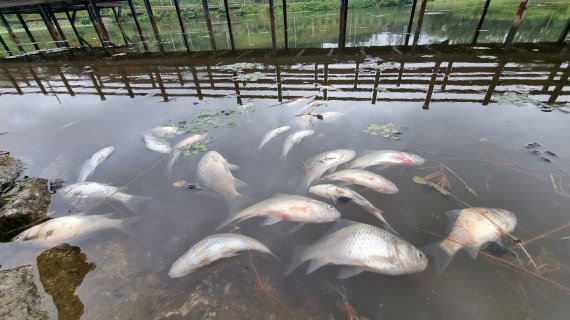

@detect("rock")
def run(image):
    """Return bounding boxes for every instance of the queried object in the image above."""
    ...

[0,265,50,320]
[0,178,51,242]
[0,152,23,193]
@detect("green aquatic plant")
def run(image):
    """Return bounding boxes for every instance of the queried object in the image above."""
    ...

[363,123,401,140]
[183,138,215,157]
[219,63,257,72]
[496,92,535,107]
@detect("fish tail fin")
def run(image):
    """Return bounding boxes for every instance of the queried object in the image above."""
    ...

[256,142,265,152]
[120,194,152,213]
[165,152,179,177]
[117,216,143,237]
[421,240,458,276]
[228,194,254,213]
[369,208,401,236]
[283,245,308,276]
[214,207,250,231]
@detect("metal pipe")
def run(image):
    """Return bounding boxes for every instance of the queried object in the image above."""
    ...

[127,0,149,52]
[112,7,131,47]
[0,12,25,54]
[173,0,191,52]
[282,0,288,49]
[15,10,40,51]
[472,0,492,44]
[412,0,428,52]
[557,16,570,44]
[404,0,418,46]
[505,0,531,48]
[202,0,217,53]
[143,0,165,53]
[65,9,90,48]
[338,0,348,51]
[45,6,70,47]
[223,0,235,51]
[269,0,277,53]
[37,5,64,48]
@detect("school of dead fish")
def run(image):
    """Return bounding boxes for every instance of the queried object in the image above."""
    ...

[8,95,519,285]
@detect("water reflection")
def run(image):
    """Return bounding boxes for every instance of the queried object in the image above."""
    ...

[36,246,96,320]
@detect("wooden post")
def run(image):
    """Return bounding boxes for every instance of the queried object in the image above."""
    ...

[405,0,418,45]
[282,0,288,49]
[0,12,25,54]
[112,7,131,47]
[86,1,113,51]
[143,0,165,53]
[423,61,441,110]
[472,0,491,44]
[202,0,217,53]
[547,65,570,104]
[338,0,348,51]
[412,0,428,52]
[269,0,277,53]
[15,10,40,51]
[483,62,506,105]
[59,72,75,96]
[45,6,70,47]
[440,62,453,91]
[0,34,12,56]
[126,0,149,52]
[38,5,64,48]
[505,0,531,48]
[222,0,235,51]
[557,16,570,44]
[173,0,191,52]
[65,9,90,48]
[2,68,22,94]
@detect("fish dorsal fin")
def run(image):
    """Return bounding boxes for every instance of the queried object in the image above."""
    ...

[444,209,463,233]
[227,163,240,171]
[337,266,364,279]
[306,259,326,275]
[321,219,360,238]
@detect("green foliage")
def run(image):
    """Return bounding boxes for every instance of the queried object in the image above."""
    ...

[234,4,267,16]
[363,123,402,140]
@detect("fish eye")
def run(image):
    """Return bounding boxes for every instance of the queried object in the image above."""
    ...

[328,205,335,210]
[418,252,423,258]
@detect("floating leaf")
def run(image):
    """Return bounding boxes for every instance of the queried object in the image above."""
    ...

[172,180,187,187]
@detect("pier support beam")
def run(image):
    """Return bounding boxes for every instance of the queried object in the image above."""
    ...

[269,0,277,53]
[46,6,70,47]
[472,0,492,44]
[15,10,40,51]
[282,0,288,49]
[0,12,25,54]
[65,9,90,48]
[505,0,531,48]
[112,7,131,47]
[126,0,149,52]
[173,0,191,52]
[143,0,165,53]
[405,0,418,46]
[222,0,235,51]
[557,16,570,44]
[38,5,64,48]
[338,0,349,51]
[412,0,428,52]
[86,0,113,51]
[202,0,217,53]
[0,34,13,56]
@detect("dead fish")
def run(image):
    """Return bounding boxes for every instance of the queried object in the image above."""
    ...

[143,134,172,154]
[322,169,399,194]
[422,208,517,275]
[307,100,327,108]
[286,95,316,107]
[257,125,291,151]
[167,133,207,175]
[11,214,140,248]
[319,111,345,123]
[76,146,114,183]
[168,233,274,278]
[281,130,315,160]
[308,184,398,235]
[61,182,150,212]
[284,220,427,279]
[300,149,356,191]
[349,150,425,170]
[315,83,343,91]
[150,125,178,138]
[215,194,341,230]
[196,151,251,211]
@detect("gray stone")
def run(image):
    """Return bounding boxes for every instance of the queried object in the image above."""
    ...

[0,153,23,193]
[0,178,51,242]
[0,265,49,320]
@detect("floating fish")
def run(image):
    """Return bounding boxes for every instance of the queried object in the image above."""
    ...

[307,100,327,108]
[315,83,343,92]
[349,150,425,170]
[143,134,172,154]
[11,214,140,248]
[308,184,398,235]
[168,233,274,278]
[322,169,398,194]
[422,208,517,275]
[257,125,291,151]
[215,194,341,230]
[76,146,114,183]
[167,133,207,175]
[150,125,178,138]
[196,151,251,211]
[284,220,427,279]
[286,96,316,107]
[282,130,315,160]
[318,111,345,123]
[300,149,356,191]
[61,182,150,212]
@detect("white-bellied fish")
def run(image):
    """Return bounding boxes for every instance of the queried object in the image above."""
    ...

[257,125,291,151]
[308,184,398,235]
[284,220,427,279]
[61,182,150,212]
[322,169,399,194]
[167,133,207,175]
[168,233,274,278]
[349,150,425,170]
[215,194,341,230]
[423,208,517,275]
[143,134,172,154]
[300,149,356,191]
[282,130,315,160]
[76,146,114,183]
[150,125,178,138]
[11,214,140,248]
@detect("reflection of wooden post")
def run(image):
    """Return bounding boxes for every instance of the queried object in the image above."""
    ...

[276,65,282,102]
[155,70,168,102]
[472,0,491,44]
[0,34,12,56]
[148,72,156,88]
[29,67,47,95]
[314,64,318,82]
[65,9,90,48]
[127,0,149,52]
[46,6,70,48]
[112,7,131,47]
[88,72,105,101]
[191,66,203,100]
[143,0,165,53]
[282,0,289,49]
[371,63,382,104]
[505,0,531,48]
[338,0,348,51]
[175,66,185,86]
[202,0,217,53]
[483,62,506,105]
[206,65,214,87]
[558,17,570,44]
[222,0,235,51]
[423,61,441,110]
[38,5,63,48]
[59,72,75,96]
[440,62,453,91]
[547,65,570,105]
[16,10,40,51]
[119,68,134,98]
[353,62,359,90]
[173,0,191,52]
[3,68,23,95]
[323,64,329,100]
[405,0,418,46]
[0,12,25,54]
[231,71,241,104]
[269,0,277,53]
[412,0,428,52]
[542,63,561,91]
[396,62,405,87]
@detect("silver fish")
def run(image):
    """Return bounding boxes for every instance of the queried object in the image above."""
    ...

[281,130,315,160]
[168,233,274,278]
[257,125,291,151]
[423,208,517,275]
[319,111,345,123]
[308,184,398,235]
[150,125,178,138]
[143,134,172,154]
[167,133,207,175]
[284,220,427,279]
[76,146,114,183]
[215,194,341,230]
[11,214,140,248]
[349,150,425,170]
[61,182,149,212]
[286,96,316,107]
[300,149,356,191]
[322,169,399,194]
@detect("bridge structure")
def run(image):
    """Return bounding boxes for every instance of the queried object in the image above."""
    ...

[0,0,569,59]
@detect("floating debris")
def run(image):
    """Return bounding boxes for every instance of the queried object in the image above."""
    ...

[545,151,557,157]
[363,123,401,140]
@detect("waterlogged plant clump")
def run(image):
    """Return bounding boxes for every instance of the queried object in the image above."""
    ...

[363,123,401,140]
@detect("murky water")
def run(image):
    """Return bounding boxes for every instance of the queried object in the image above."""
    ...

[1,45,570,319]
